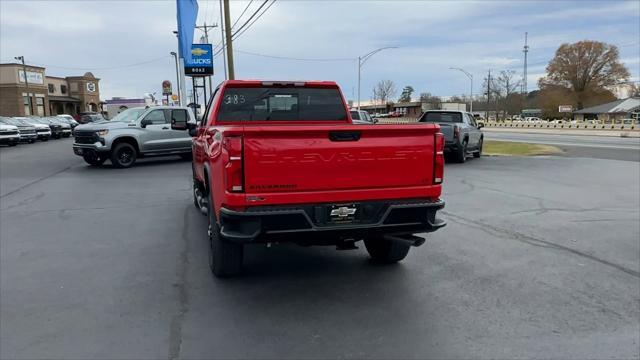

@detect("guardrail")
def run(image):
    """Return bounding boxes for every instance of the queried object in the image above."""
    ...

[375,118,639,130]
[481,121,638,131]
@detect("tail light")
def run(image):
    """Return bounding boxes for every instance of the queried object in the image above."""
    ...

[453,125,460,139]
[434,133,444,184]
[223,136,244,192]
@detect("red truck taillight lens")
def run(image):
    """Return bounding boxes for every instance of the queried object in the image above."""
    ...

[223,136,244,192]
[434,133,444,184]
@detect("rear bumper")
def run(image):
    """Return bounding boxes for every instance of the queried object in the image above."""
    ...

[218,199,446,244]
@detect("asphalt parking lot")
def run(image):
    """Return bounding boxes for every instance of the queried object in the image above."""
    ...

[1,139,639,359]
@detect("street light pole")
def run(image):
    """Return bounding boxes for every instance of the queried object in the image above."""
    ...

[170,52,181,105]
[357,46,397,111]
[15,56,32,115]
[449,67,473,113]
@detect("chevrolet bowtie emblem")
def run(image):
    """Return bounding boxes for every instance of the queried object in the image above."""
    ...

[330,206,357,217]
[191,48,209,56]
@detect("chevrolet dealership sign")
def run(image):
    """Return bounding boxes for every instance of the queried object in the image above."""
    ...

[185,44,213,76]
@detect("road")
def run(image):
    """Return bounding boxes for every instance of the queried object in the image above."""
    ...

[1,139,639,359]
[484,130,640,162]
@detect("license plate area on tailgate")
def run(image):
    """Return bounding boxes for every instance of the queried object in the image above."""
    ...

[327,204,359,224]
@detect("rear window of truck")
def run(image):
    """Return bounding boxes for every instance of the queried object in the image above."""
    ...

[217,87,348,122]
[421,112,462,123]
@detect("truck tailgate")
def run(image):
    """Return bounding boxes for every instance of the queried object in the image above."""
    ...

[436,123,455,142]
[242,124,439,196]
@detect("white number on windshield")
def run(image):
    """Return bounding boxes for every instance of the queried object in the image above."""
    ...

[224,95,245,105]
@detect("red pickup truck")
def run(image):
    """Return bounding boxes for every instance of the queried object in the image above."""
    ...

[171,80,445,277]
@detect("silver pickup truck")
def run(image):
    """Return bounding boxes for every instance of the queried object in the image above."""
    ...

[418,110,483,163]
[72,106,195,168]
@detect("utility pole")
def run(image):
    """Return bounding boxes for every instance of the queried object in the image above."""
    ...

[15,56,32,115]
[223,0,235,80]
[523,32,529,95]
[195,22,218,97]
[449,67,473,113]
[218,0,228,80]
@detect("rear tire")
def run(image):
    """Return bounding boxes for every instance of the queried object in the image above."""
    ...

[473,138,482,158]
[456,141,467,163]
[111,143,137,168]
[9,141,18,146]
[208,204,243,277]
[364,236,411,264]
[41,137,49,142]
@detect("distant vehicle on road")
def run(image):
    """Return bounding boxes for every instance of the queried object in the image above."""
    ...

[418,110,483,163]
[0,117,37,143]
[28,117,64,139]
[19,117,52,141]
[0,122,20,146]
[72,106,195,168]
[350,109,377,124]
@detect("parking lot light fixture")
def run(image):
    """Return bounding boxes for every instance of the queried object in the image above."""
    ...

[449,67,473,113]
[357,46,398,111]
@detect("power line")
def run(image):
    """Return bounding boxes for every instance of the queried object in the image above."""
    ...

[231,0,254,31]
[230,0,269,39]
[233,0,276,41]
[7,55,171,71]
[234,49,354,62]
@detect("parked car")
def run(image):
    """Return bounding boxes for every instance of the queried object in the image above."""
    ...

[72,106,195,167]
[0,117,37,143]
[350,109,377,124]
[77,112,105,124]
[29,117,64,139]
[0,122,20,146]
[55,115,79,129]
[173,80,446,277]
[418,110,483,163]
[19,117,52,141]
[46,117,72,137]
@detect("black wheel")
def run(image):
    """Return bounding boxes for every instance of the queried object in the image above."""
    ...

[41,137,49,142]
[29,139,36,144]
[473,138,482,158]
[9,141,18,147]
[364,236,411,264]
[83,152,106,166]
[193,179,201,210]
[111,143,137,168]
[180,152,193,161]
[456,141,467,163]
[208,200,243,277]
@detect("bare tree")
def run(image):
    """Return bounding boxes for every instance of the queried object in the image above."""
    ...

[372,80,397,105]
[496,70,520,98]
[538,40,630,109]
[419,92,441,110]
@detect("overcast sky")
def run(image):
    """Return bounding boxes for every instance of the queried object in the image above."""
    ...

[1,0,638,102]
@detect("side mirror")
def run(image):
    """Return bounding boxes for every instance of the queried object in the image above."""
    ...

[140,119,152,128]
[171,117,188,130]
[188,126,198,137]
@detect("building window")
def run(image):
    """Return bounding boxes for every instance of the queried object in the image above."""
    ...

[60,85,67,94]
[36,97,45,116]
[23,95,31,115]
[48,84,55,93]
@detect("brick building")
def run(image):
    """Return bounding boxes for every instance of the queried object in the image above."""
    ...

[0,63,101,117]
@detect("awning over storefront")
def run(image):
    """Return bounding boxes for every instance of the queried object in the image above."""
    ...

[48,96,81,102]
